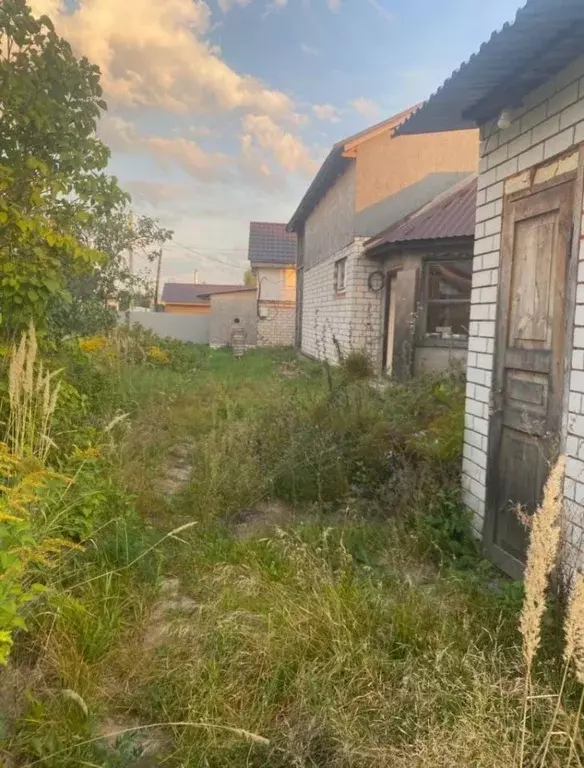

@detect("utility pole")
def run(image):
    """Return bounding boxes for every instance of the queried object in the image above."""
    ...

[128,211,135,311]
[154,248,163,311]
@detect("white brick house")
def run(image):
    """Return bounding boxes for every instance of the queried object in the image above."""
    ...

[288,109,478,371]
[248,222,297,348]
[396,0,584,577]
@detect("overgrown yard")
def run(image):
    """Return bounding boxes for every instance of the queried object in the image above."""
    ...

[0,336,582,767]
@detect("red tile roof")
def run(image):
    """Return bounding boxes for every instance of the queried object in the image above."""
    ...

[366,176,477,251]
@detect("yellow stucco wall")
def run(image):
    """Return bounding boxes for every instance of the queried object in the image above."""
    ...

[164,303,210,315]
[355,129,479,212]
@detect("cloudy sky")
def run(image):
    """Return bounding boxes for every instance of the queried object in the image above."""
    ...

[31,0,524,286]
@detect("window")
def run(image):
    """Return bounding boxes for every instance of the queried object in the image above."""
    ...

[334,257,347,293]
[283,268,296,289]
[424,258,472,341]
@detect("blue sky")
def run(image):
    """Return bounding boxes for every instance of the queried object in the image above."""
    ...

[33,0,525,285]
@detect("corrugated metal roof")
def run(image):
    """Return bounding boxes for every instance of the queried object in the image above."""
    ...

[161,283,245,304]
[396,0,584,136]
[366,176,477,252]
[248,222,297,265]
[287,106,417,232]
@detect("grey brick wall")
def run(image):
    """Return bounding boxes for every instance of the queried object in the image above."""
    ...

[301,238,383,367]
[257,302,296,347]
[464,55,584,565]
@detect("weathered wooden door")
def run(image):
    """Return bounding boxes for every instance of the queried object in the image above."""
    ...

[485,175,574,578]
[385,276,397,375]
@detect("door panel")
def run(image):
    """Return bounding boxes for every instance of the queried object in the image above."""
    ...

[486,177,574,577]
[386,276,397,375]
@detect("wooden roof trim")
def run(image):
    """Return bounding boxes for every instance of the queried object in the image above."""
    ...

[341,105,421,157]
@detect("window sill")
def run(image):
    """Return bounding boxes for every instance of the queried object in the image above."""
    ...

[335,290,347,298]
[419,336,468,349]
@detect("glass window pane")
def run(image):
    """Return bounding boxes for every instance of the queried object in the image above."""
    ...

[426,301,470,338]
[428,260,472,300]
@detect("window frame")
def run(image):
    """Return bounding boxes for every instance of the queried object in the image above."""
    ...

[418,253,472,348]
[334,257,347,294]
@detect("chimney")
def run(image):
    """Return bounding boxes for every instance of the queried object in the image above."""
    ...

[194,270,199,284]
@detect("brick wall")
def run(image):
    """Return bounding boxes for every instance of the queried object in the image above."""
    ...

[301,238,383,366]
[257,301,296,347]
[462,55,584,562]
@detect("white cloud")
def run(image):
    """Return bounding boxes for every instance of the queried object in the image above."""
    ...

[218,0,340,13]
[312,103,341,123]
[123,181,196,208]
[365,0,393,21]
[350,97,380,120]
[29,0,294,118]
[300,42,320,56]
[241,114,317,176]
[217,0,252,10]
[99,116,229,181]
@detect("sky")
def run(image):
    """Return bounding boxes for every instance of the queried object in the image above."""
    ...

[30,0,526,287]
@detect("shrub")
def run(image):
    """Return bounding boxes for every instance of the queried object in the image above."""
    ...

[0,445,76,664]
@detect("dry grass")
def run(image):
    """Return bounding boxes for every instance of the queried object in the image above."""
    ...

[7,324,61,462]
[8,350,584,767]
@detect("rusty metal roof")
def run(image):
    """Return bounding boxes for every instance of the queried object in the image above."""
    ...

[161,283,245,304]
[396,0,584,135]
[366,176,477,252]
[248,222,296,265]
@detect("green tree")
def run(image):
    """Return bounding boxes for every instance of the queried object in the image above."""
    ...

[0,0,128,335]
[48,210,173,335]
[243,268,257,287]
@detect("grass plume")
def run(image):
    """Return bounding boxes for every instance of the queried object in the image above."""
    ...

[7,324,62,462]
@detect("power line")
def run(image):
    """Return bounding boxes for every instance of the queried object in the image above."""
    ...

[166,240,246,271]
[177,245,249,252]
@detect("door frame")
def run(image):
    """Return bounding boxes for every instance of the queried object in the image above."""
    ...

[381,265,401,373]
[483,170,578,579]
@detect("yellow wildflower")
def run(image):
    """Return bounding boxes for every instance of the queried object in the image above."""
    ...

[147,345,170,364]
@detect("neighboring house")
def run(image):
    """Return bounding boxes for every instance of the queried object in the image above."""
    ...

[396,0,584,576]
[365,175,476,378]
[160,283,244,315]
[248,222,297,347]
[287,106,478,368]
[208,287,258,348]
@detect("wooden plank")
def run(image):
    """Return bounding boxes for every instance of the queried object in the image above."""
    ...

[561,145,584,447]
[391,267,418,380]
[505,349,551,373]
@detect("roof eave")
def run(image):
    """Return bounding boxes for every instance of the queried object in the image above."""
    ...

[395,1,584,137]
[365,234,474,256]
[286,147,348,233]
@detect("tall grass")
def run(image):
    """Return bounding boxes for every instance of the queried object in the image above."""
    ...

[7,324,61,461]
[5,345,584,767]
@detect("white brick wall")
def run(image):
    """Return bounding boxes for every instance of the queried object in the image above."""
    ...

[257,302,296,347]
[301,238,383,365]
[464,56,584,564]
